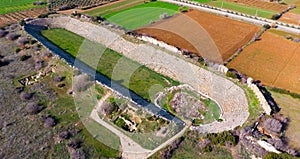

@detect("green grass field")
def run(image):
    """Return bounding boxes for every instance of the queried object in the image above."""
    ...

[193,0,276,18]
[41,28,179,101]
[269,90,300,149]
[0,0,46,14]
[209,1,276,18]
[104,1,180,30]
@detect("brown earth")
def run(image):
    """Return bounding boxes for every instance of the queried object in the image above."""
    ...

[279,12,300,25]
[135,10,260,63]
[225,0,288,12]
[0,8,47,27]
[228,31,300,94]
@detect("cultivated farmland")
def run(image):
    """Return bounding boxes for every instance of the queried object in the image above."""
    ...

[208,1,277,18]
[0,8,47,27]
[0,0,46,15]
[193,0,278,18]
[135,10,260,63]
[228,32,300,94]
[279,12,300,25]
[104,1,180,30]
[220,0,288,12]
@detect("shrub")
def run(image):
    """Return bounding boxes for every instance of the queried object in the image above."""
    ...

[0,60,9,67]
[263,24,271,29]
[203,145,213,152]
[68,138,83,149]
[0,30,8,37]
[293,38,299,42]
[19,19,25,26]
[207,131,237,146]
[114,117,129,131]
[271,14,281,20]
[20,92,33,101]
[58,131,70,139]
[43,117,56,128]
[192,118,203,126]
[15,48,21,53]
[226,71,237,79]
[70,149,85,159]
[264,152,293,159]
[73,74,92,92]
[17,37,30,46]
[268,87,300,99]
[29,39,37,45]
[19,55,31,61]
[6,33,20,41]
[35,59,44,70]
[26,102,43,115]
[38,13,49,18]
[285,35,292,40]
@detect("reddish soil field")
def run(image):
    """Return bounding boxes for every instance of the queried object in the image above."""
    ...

[135,10,260,63]
[0,8,47,27]
[228,32,300,94]
[225,0,288,12]
[279,12,300,25]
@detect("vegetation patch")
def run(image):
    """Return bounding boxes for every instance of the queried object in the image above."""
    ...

[156,86,221,124]
[0,0,46,14]
[104,1,180,29]
[150,130,234,159]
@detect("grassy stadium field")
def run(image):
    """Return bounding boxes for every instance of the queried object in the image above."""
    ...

[0,0,46,14]
[41,28,179,101]
[104,1,180,30]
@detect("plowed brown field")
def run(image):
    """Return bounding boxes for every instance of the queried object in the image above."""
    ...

[279,12,300,25]
[0,8,47,27]
[135,10,260,63]
[228,32,300,94]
